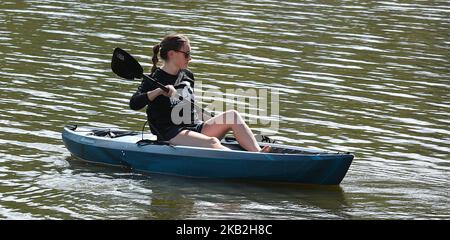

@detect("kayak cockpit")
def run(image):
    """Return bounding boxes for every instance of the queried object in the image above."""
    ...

[65,125,341,155]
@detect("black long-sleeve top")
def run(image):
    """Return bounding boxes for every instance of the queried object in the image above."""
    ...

[129,68,198,135]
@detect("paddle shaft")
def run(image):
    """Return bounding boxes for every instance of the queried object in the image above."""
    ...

[143,74,169,93]
[142,74,214,118]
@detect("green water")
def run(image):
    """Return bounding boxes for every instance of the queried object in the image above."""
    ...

[0,0,449,219]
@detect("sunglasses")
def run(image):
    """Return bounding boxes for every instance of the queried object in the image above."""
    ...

[175,50,191,58]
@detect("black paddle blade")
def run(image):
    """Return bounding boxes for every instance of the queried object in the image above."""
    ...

[111,47,144,80]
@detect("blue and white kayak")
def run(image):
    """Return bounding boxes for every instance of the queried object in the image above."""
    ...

[62,125,353,185]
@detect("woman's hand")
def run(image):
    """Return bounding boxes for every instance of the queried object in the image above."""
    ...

[160,85,177,98]
[147,85,177,101]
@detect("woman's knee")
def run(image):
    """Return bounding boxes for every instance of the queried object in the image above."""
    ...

[226,109,239,116]
[225,110,242,124]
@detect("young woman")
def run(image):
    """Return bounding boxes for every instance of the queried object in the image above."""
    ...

[129,34,271,152]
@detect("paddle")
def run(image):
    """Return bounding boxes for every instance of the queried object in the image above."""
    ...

[111,47,213,117]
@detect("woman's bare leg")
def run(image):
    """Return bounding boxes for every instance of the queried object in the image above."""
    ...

[169,130,230,150]
[201,110,268,152]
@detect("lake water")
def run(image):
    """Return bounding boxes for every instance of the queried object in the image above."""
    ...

[0,0,449,219]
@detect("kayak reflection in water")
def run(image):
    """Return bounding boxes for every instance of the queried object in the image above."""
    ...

[129,34,271,153]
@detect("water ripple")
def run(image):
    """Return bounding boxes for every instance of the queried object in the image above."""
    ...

[0,0,448,219]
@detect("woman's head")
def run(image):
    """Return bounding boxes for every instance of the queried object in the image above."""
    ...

[152,34,191,73]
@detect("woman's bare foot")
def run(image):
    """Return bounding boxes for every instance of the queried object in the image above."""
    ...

[260,145,272,153]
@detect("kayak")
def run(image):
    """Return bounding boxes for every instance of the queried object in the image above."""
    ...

[62,125,354,185]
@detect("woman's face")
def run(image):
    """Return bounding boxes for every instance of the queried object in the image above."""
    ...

[170,41,192,70]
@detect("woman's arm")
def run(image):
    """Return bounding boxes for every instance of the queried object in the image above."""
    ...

[129,80,176,110]
[146,88,163,102]
[129,79,155,110]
